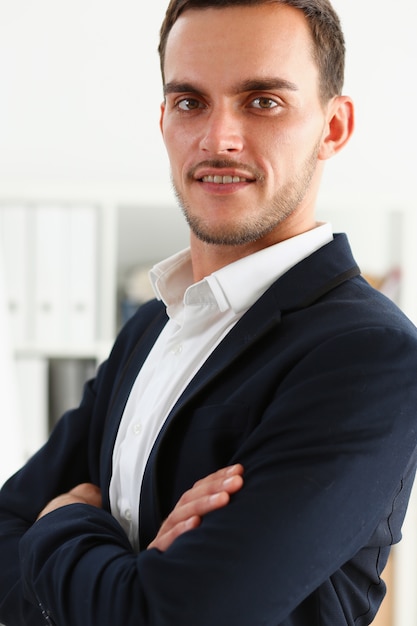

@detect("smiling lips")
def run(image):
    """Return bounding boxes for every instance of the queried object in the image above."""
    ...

[201,175,252,184]
[190,160,261,186]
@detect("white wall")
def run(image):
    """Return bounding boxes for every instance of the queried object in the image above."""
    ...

[324,0,417,199]
[0,0,170,188]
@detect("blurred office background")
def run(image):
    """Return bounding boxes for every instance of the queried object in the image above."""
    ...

[0,2,416,624]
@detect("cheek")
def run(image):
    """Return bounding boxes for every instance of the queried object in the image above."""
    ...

[252,121,298,164]
[265,120,322,168]
[163,123,192,167]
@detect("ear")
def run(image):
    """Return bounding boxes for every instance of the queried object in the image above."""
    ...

[159,101,166,138]
[318,96,355,161]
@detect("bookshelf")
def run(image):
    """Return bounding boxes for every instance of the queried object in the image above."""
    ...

[0,181,187,455]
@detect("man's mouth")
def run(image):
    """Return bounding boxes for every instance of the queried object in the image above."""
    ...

[190,160,261,185]
[200,175,252,184]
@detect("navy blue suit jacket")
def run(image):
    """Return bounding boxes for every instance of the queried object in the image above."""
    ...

[1,234,417,625]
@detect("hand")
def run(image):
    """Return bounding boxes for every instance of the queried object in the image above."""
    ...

[147,464,244,552]
[37,483,102,520]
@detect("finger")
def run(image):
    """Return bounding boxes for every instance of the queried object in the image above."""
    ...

[169,477,243,531]
[37,494,76,520]
[37,484,103,521]
[180,465,244,506]
[166,489,231,529]
[192,464,244,491]
[69,483,102,508]
[147,515,201,551]
[169,467,244,527]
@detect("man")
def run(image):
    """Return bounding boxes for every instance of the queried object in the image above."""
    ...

[1,1,417,624]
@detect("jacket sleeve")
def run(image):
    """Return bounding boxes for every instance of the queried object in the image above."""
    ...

[0,299,166,626]
[15,324,417,626]
[0,372,98,625]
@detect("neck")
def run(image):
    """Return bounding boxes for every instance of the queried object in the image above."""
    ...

[189,216,318,282]
[190,237,263,282]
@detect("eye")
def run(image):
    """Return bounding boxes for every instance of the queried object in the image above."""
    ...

[177,97,203,111]
[250,97,279,110]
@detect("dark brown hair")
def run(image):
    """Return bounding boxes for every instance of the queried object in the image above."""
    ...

[158,0,345,102]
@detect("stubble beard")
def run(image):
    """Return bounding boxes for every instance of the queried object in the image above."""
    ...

[172,142,321,247]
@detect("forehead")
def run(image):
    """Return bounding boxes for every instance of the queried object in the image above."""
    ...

[163,4,319,91]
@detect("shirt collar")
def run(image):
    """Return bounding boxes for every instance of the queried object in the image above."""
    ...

[150,223,333,315]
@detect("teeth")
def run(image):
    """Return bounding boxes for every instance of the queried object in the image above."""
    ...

[202,175,248,184]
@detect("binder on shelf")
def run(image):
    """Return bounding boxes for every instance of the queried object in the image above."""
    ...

[68,206,98,345]
[0,202,100,351]
[0,205,31,346]
[33,204,98,348]
[0,244,24,485]
[34,205,69,346]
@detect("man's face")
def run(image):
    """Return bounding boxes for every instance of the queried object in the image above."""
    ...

[160,4,333,248]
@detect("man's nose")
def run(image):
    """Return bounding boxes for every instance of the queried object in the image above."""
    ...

[199,108,244,154]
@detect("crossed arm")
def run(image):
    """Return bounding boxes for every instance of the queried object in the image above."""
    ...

[37,464,245,551]
[6,322,417,626]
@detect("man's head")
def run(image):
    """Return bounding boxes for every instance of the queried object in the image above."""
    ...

[159,0,345,104]
[158,1,354,261]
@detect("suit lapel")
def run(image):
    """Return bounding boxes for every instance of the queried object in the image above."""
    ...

[269,232,360,312]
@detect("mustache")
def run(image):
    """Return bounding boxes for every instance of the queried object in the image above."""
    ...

[187,159,264,182]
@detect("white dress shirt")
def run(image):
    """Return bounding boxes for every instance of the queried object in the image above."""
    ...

[109,223,333,551]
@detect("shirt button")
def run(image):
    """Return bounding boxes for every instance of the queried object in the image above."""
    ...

[124,509,132,521]
[132,422,142,435]
[172,343,183,355]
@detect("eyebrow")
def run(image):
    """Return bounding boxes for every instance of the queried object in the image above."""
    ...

[163,77,299,97]
[164,82,200,97]
[236,78,299,93]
